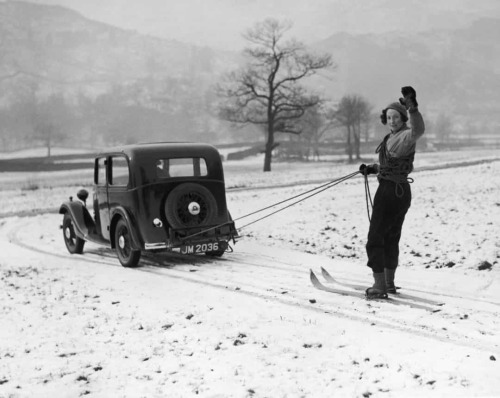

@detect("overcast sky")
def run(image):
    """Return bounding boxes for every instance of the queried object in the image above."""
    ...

[9,0,500,50]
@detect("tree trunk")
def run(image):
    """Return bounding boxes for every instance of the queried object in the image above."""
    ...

[46,130,52,158]
[355,121,361,160]
[346,125,353,163]
[264,96,274,172]
[264,125,274,172]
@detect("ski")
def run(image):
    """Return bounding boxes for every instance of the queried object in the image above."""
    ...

[310,270,441,312]
[310,269,365,297]
[320,267,445,307]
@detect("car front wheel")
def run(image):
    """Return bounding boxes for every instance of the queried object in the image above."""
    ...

[115,219,141,268]
[62,213,85,254]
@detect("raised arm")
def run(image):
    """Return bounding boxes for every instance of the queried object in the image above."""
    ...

[400,86,425,140]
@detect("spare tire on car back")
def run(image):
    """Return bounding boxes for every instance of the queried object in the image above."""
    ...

[165,183,218,229]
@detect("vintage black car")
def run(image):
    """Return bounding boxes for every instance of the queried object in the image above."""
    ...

[60,142,238,267]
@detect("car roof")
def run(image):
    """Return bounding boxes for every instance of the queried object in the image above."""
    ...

[95,142,225,184]
[97,142,220,159]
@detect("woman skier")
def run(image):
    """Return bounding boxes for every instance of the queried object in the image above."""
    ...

[359,86,425,299]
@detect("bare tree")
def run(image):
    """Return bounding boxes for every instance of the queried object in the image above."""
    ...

[293,104,338,161]
[434,114,453,144]
[217,19,333,171]
[31,94,72,157]
[335,95,372,162]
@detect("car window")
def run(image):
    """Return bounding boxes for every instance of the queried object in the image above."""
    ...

[96,157,106,185]
[110,156,129,186]
[156,158,208,178]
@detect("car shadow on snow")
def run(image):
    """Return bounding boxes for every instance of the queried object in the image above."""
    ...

[84,245,227,270]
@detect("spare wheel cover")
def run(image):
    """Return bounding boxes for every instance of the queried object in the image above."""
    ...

[165,183,218,229]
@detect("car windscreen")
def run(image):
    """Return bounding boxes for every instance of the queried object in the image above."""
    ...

[156,158,208,178]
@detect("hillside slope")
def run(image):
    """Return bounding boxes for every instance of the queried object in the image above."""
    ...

[1,2,499,143]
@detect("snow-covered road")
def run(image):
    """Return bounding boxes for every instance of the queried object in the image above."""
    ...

[1,208,499,397]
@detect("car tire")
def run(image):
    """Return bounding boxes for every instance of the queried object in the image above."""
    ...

[62,213,85,254]
[115,218,141,267]
[165,183,218,229]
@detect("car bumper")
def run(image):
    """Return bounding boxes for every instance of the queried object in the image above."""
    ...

[144,222,238,251]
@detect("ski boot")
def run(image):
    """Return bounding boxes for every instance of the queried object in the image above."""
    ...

[385,268,397,294]
[365,272,388,299]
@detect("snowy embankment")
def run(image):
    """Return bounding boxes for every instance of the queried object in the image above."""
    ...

[0,149,499,397]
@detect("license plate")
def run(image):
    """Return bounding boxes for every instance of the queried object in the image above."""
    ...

[179,242,219,254]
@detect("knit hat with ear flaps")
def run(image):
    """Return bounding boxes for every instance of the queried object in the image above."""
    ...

[385,102,408,118]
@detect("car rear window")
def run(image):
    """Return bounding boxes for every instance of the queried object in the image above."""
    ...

[156,158,208,178]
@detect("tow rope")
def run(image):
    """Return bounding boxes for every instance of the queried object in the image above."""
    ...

[181,170,361,241]
[235,170,361,232]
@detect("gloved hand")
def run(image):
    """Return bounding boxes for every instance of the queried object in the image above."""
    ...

[399,86,418,109]
[359,163,378,175]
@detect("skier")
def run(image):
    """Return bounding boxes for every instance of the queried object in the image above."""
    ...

[359,86,425,298]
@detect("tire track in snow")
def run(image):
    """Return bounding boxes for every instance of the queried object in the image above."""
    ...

[232,246,500,309]
[2,158,499,220]
[4,216,499,354]
[226,158,500,192]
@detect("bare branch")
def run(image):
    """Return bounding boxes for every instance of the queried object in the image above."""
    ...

[0,71,21,82]
[216,17,334,171]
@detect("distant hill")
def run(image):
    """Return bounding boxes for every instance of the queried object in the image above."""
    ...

[0,1,234,101]
[0,1,498,148]
[0,1,249,147]
[311,17,500,130]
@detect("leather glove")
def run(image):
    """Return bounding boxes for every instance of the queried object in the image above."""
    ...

[399,86,418,109]
[359,163,378,175]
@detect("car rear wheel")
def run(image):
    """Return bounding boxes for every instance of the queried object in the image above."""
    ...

[115,219,141,267]
[165,183,218,229]
[62,213,85,254]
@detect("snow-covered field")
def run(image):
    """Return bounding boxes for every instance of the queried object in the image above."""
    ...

[1,149,500,397]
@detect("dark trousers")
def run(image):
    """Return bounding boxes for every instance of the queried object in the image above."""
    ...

[366,180,411,273]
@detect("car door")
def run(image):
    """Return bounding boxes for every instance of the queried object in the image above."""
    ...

[94,156,111,241]
[107,155,130,216]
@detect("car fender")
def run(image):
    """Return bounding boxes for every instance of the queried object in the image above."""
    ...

[59,201,94,239]
[109,207,142,250]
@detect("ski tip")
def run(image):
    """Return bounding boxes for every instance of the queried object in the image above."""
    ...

[320,266,335,282]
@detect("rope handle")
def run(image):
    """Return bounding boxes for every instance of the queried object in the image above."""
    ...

[364,173,374,222]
